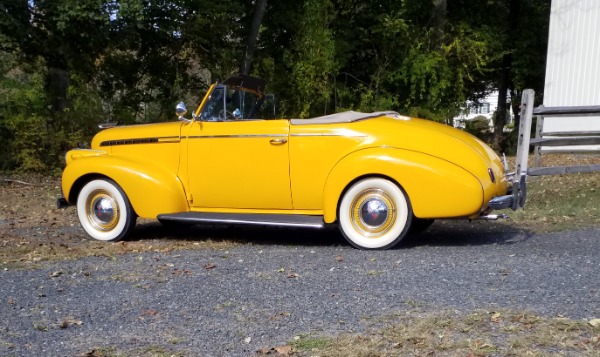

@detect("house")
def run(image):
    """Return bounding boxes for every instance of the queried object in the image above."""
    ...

[453,91,512,130]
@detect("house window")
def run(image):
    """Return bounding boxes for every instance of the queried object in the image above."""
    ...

[470,102,490,115]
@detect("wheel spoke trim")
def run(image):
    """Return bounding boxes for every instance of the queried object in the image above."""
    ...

[86,190,120,231]
[349,189,396,238]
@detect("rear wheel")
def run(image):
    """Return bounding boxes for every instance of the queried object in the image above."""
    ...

[338,178,412,250]
[76,179,137,241]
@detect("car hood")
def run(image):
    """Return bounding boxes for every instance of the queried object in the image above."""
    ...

[91,122,184,150]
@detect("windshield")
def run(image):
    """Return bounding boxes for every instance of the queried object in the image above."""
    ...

[199,85,261,121]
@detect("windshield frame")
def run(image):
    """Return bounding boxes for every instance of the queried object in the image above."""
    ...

[198,84,264,121]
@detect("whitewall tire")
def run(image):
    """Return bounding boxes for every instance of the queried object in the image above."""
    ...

[76,179,137,241]
[338,178,412,250]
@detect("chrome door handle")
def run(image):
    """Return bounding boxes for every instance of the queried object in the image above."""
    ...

[270,138,288,145]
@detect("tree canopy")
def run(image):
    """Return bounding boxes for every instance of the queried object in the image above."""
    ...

[0,0,550,172]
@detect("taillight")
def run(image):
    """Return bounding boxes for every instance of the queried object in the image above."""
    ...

[488,168,496,183]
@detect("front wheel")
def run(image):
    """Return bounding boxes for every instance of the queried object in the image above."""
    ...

[76,179,137,241]
[338,178,412,250]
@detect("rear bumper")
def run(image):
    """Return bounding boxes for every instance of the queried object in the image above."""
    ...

[487,174,527,211]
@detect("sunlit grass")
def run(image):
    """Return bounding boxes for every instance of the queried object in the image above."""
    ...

[289,309,600,356]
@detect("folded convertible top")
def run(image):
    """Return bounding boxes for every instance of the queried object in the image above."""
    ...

[290,111,408,125]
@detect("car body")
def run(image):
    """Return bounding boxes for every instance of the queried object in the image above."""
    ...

[58,74,512,249]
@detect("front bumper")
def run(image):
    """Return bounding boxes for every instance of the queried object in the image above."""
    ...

[56,197,69,209]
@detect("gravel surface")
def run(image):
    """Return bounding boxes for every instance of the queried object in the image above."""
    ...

[1,221,599,356]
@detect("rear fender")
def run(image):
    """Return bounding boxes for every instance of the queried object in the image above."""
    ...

[322,148,484,223]
[62,154,188,218]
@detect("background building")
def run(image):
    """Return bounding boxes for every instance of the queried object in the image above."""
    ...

[543,0,600,137]
[453,91,512,130]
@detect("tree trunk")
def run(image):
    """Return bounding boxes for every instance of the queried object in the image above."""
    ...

[240,0,267,75]
[494,65,510,150]
[432,0,447,46]
[492,0,520,151]
[46,66,70,113]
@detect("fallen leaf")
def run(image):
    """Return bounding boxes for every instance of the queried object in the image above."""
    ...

[257,347,272,354]
[256,345,291,355]
[59,318,83,329]
[7,297,16,305]
[274,345,292,355]
[50,271,63,278]
[140,309,159,316]
[335,255,344,262]
[203,263,216,270]
[287,273,299,279]
[589,318,600,327]
[80,349,105,357]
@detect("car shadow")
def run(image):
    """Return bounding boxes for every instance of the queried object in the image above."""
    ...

[130,218,532,249]
[400,219,532,248]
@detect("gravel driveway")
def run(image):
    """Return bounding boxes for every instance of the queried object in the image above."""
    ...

[1,220,599,356]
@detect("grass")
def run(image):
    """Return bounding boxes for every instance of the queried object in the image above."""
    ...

[290,335,330,350]
[510,172,600,232]
[288,309,600,356]
[80,346,186,357]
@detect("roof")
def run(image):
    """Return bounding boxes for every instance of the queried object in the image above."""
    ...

[223,74,266,95]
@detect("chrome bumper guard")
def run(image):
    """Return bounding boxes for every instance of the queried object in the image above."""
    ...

[488,195,514,210]
[487,173,527,211]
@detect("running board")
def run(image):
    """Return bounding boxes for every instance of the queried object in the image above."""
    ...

[157,212,325,229]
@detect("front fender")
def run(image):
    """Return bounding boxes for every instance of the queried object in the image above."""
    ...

[322,147,484,223]
[62,153,188,218]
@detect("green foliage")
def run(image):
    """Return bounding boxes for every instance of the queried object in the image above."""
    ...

[463,115,491,132]
[282,0,337,118]
[0,0,551,171]
[0,55,46,171]
[0,54,90,172]
[458,115,493,144]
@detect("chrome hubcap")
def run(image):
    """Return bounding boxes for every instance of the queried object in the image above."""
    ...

[350,189,396,238]
[86,190,119,231]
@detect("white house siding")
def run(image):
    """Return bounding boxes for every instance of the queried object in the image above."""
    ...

[453,91,512,129]
[543,0,600,141]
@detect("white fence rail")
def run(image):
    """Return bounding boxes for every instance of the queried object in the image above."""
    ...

[509,89,600,210]
[517,90,600,177]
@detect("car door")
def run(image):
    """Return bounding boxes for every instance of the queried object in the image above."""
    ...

[185,119,292,210]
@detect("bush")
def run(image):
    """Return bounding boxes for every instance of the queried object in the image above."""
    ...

[0,56,90,173]
[460,115,492,143]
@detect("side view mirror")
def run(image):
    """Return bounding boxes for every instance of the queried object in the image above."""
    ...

[176,102,195,122]
[176,102,187,118]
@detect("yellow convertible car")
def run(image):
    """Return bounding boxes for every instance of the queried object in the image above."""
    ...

[58,74,515,250]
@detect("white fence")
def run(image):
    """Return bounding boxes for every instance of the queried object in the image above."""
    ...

[507,89,600,210]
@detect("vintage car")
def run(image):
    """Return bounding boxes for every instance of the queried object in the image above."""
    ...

[58,74,516,250]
